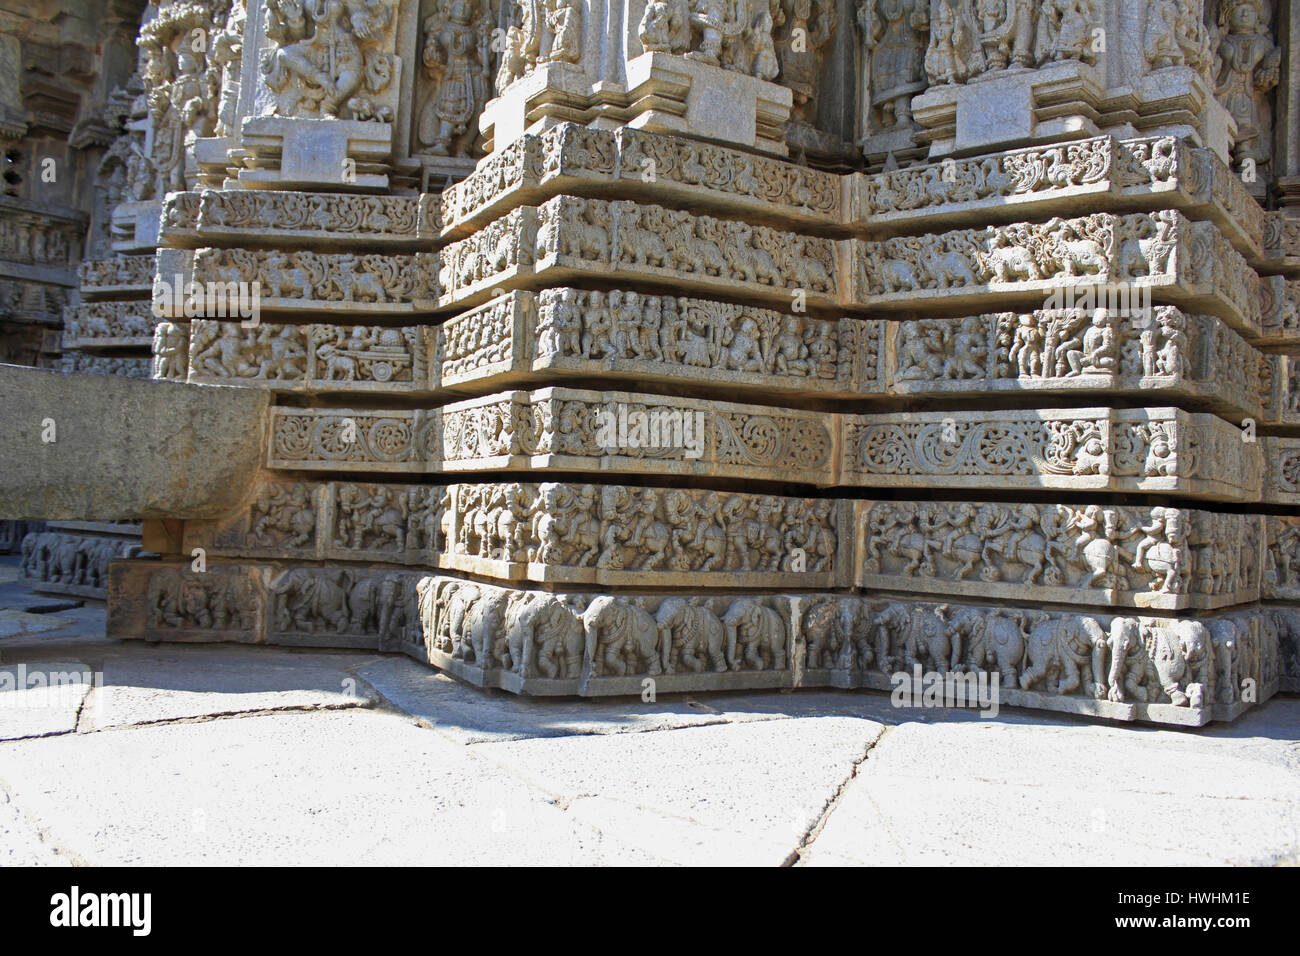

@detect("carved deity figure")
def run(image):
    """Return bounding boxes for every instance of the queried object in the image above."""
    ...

[927,0,985,84]
[540,0,582,63]
[1143,0,1214,71]
[640,0,692,53]
[1215,0,1280,174]
[211,0,248,137]
[141,6,220,194]
[858,0,929,131]
[261,0,396,120]
[777,0,838,122]
[418,0,492,156]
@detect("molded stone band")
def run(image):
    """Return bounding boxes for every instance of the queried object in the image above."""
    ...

[172,295,1266,422]
[178,477,1266,609]
[260,398,1263,503]
[855,499,1261,611]
[105,559,1292,726]
[438,124,1266,269]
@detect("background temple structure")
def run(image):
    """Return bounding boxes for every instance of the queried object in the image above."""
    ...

[3,0,1300,725]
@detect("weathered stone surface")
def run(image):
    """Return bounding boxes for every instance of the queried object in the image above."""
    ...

[0,364,270,520]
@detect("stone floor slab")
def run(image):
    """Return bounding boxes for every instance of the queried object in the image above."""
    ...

[473,716,885,866]
[802,703,1300,867]
[357,656,774,744]
[85,650,382,729]
[0,710,665,865]
[0,660,92,740]
[0,609,70,639]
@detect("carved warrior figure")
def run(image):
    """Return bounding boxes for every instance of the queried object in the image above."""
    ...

[261,0,397,120]
[1214,0,1280,176]
[418,0,493,157]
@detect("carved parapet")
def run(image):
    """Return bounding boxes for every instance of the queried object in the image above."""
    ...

[109,561,266,646]
[266,388,835,485]
[438,289,874,398]
[852,135,1264,261]
[1274,608,1300,693]
[110,557,421,653]
[439,195,842,313]
[1258,354,1300,426]
[77,255,156,299]
[190,247,439,314]
[882,307,1263,421]
[63,302,163,350]
[854,500,1261,611]
[852,211,1261,337]
[439,123,843,240]
[440,481,846,589]
[182,479,443,565]
[843,407,1260,501]
[173,293,1265,425]
[160,190,432,250]
[263,397,1258,502]
[422,578,797,695]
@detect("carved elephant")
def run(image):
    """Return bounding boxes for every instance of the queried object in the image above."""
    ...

[1020,615,1108,697]
[48,536,82,584]
[875,258,919,293]
[439,583,480,656]
[802,599,844,671]
[903,604,960,673]
[980,244,1041,283]
[506,592,584,679]
[581,595,662,676]
[948,608,1028,687]
[723,598,786,671]
[461,589,510,668]
[1209,617,1257,705]
[1107,617,1187,705]
[657,597,727,674]
[1172,619,1214,705]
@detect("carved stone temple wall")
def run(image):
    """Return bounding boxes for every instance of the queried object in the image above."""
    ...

[0,0,151,572]
[11,0,1300,725]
